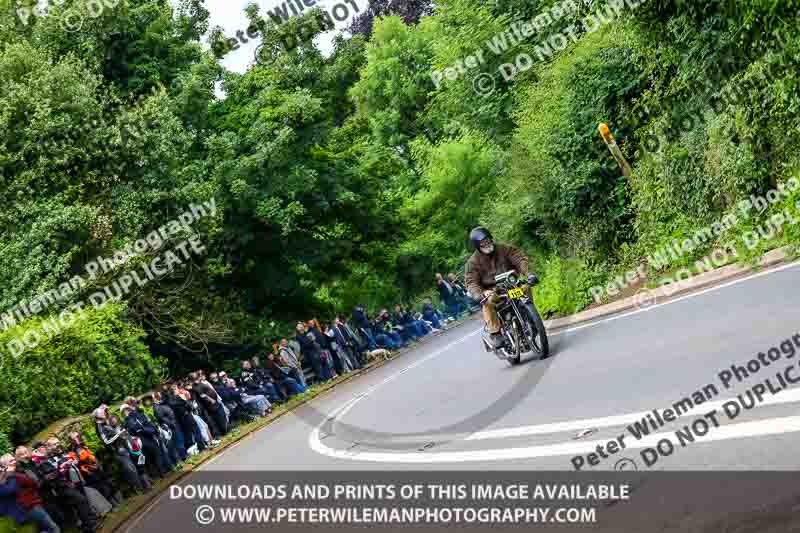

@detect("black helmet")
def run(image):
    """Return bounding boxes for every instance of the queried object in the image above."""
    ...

[469,226,493,251]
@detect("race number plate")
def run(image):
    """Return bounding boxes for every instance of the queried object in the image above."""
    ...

[508,287,525,299]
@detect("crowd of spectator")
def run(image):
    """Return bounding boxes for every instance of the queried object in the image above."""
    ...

[0,274,477,532]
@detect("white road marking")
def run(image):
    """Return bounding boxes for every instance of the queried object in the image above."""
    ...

[310,414,800,464]
[309,261,800,463]
[466,387,800,440]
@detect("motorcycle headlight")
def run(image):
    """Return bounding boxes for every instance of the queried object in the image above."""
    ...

[508,273,517,286]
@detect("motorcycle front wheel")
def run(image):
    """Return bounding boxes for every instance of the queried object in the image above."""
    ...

[522,302,550,358]
[503,318,523,366]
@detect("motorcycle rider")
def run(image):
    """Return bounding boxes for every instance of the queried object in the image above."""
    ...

[464,226,530,349]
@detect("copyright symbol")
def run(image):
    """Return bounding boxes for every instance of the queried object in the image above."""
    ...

[614,457,637,471]
[472,73,496,97]
[61,10,83,32]
[633,288,656,310]
[253,43,266,65]
[195,505,215,525]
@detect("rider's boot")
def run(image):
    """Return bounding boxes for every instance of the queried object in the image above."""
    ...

[486,331,505,350]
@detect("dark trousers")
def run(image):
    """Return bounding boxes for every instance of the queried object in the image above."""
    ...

[114,448,146,492]
[140,435,168,477]
[206,402,228,437]
[85,470,116,503]
[54,486,97,532]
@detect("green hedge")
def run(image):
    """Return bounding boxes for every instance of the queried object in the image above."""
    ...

[0,303,166,444]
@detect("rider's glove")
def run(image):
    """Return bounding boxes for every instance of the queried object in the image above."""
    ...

[482,290,494,299]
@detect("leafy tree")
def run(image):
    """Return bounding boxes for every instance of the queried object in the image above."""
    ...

[349,0,434,37]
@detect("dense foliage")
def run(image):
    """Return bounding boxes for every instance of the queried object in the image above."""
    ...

[0,303,163,443]
[1,0,799,443]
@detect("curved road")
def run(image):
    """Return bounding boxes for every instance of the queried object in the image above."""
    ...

[127,261,800,531]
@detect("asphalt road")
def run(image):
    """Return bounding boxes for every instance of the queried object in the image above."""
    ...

[194,261,800,471]
[126,261,800,532]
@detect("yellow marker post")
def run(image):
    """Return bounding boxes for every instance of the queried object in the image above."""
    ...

[598,123,632,177]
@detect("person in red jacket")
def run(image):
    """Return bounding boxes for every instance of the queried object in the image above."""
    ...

[1,453,61,532]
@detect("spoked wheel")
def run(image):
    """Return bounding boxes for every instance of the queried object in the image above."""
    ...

[504,318,523,366]
[522,303,550,358]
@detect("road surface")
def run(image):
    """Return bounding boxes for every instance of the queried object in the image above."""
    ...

[126,261,800,532]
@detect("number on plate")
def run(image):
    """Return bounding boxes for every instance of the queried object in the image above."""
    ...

[508,287,524,299]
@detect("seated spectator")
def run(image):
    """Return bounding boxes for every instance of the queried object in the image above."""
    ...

[224,377,271,417]
[395,304,436,339]
[192,375,229,438]
[66,433,120,508]
[93,406,151,494]
[120,404,170,479]
[278,339,308,387]
[374,310,405,350]
[206,373,232,425]
[14,446,65,527]
[264,352,306,397]
[241,360,284,404]
[421,299,445,330]
[0,455,30,531]
[251,356,293,403]
[213,375,252,424]
[36,438,98,533]
[185,373,222,439]
[165,384,204,455]
[1,453,60,532]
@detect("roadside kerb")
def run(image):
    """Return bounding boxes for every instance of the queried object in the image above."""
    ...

[545,246,794,332]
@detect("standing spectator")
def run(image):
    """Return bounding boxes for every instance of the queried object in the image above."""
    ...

[142,394,181,464]
[325,323,354,373]
[437,273,466,319]
[295,322,331,383]
[1,453,60,532]
[152,391,186,461]
[93,406,151,493]
[120,404,170,479]
[352,305,377,351]
[449,272,478,311]
[330,315,364,369]
[307,320,339,378]
[66,433,120,507]
[278,339,307,387]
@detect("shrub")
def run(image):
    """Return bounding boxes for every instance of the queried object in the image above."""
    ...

[0,303,166,444]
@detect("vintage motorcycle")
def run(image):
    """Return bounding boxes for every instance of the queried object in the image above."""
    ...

[480,270,550,365]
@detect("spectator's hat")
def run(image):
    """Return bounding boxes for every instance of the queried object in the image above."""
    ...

[120,403,133,415]
[92,404,108,420]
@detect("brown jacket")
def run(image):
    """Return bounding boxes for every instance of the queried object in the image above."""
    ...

[464,243,529,300]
